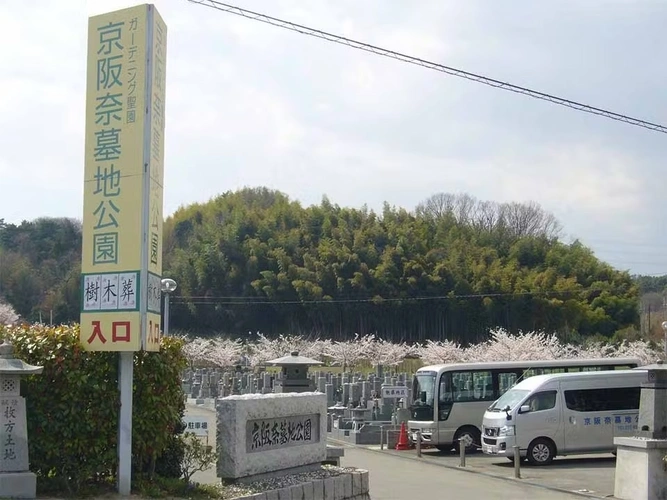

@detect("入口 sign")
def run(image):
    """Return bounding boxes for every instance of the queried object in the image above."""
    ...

[79,4,167,352]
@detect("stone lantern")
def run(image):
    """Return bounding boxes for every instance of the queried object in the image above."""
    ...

[0,340,43,499]
[614,362,667,500]
[266,351,323,393]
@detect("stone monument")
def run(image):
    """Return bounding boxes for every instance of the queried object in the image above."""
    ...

[614,362,667,500]
[216,392,328,481]
[0,340,43,499]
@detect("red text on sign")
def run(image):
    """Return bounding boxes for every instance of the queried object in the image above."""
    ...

[87,321,107,344]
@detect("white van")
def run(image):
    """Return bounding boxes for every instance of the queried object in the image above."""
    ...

[481,369,646,465]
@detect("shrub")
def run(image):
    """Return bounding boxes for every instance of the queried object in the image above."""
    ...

[0,324,186,493]
[179,432,217,484]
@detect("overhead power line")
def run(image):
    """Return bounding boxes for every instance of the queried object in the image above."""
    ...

[188,0,667,136]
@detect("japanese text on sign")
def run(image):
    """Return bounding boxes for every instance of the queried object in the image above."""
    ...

[92,20,126,265]
[579,413,639,433]
[83,272,138,311]
[183,417,209,436]
[1,399,18,462]
[87,320,132,345]
[381,386,408,399]
[245,414,320,453]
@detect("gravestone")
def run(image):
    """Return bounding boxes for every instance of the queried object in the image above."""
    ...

[342,383,350,406]
[0,341,43,499]
[325,383,335,406]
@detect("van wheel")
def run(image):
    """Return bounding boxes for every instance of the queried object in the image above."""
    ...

[454,427,480,454]
[527,438,555,466]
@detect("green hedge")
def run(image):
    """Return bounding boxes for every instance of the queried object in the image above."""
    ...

[0,324,186,492]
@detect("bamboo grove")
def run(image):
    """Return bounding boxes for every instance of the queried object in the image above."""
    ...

[0,188,642,343]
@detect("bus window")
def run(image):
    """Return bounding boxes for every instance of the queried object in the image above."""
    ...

[452,371,495,402]
[498,371,519,396]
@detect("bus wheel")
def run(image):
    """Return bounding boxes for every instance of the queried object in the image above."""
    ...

[454,427,480,454]
[527,438,555,466]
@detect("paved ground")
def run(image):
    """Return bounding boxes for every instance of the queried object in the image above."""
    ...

[365,445,616,498]
[186,402,619,499]
[339,446,588,500]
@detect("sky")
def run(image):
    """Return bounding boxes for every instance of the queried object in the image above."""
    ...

[0,0,665,276]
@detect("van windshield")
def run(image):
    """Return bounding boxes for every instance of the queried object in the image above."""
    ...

[488,389,530,412]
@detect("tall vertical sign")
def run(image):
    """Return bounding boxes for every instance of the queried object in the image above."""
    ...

[80,4,166,495]
[80,4,166,353]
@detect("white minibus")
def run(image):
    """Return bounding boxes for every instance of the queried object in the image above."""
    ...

[481,369,646,465]
[408,357,640,453]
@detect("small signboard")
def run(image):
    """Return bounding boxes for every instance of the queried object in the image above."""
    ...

[381,386,409,399]
[183,416,210,436]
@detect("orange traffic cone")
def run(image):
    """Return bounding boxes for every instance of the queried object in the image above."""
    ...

[395,422,411,451]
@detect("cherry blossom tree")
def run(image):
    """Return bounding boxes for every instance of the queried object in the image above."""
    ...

[181,337,213,368]
[324,334,375,371]
[0,301,19,326]
[415,340,464,365]
[366,338,412,367]
[207,338,244,368]
[477,328,565,362]
[179,328,662,373]
[614,340,659,366]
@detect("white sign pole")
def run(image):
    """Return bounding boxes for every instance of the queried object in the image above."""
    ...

[118,351,134,495]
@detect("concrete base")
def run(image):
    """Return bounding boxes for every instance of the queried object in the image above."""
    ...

[0,471,37,499]
[614,437,667,500]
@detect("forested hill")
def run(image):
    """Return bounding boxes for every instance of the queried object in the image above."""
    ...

[162,188,638,342]
[0,188,644,343]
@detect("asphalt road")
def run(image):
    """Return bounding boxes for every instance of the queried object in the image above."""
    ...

[339,446,589,500]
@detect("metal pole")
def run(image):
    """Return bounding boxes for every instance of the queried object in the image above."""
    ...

[459,440,466,467]
[380,425,385,450]
[662,321,667,361]
[415,430,422,457]
[117,351,134,495]
[513,445,521,478]
[163,292,170,337]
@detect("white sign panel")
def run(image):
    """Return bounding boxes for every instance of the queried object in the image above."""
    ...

[183,416,210,436]
[382,386,409,399]
[82,272,139,311]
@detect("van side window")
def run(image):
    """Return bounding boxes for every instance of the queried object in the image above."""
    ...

[525,390,557,412]
[564,387,640,412]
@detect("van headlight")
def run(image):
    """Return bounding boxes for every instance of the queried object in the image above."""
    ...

[499,425,515,436]
[420,428,434,434]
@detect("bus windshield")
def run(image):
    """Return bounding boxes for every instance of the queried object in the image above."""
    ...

[411,371,436,420]
[488,389,530,412]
